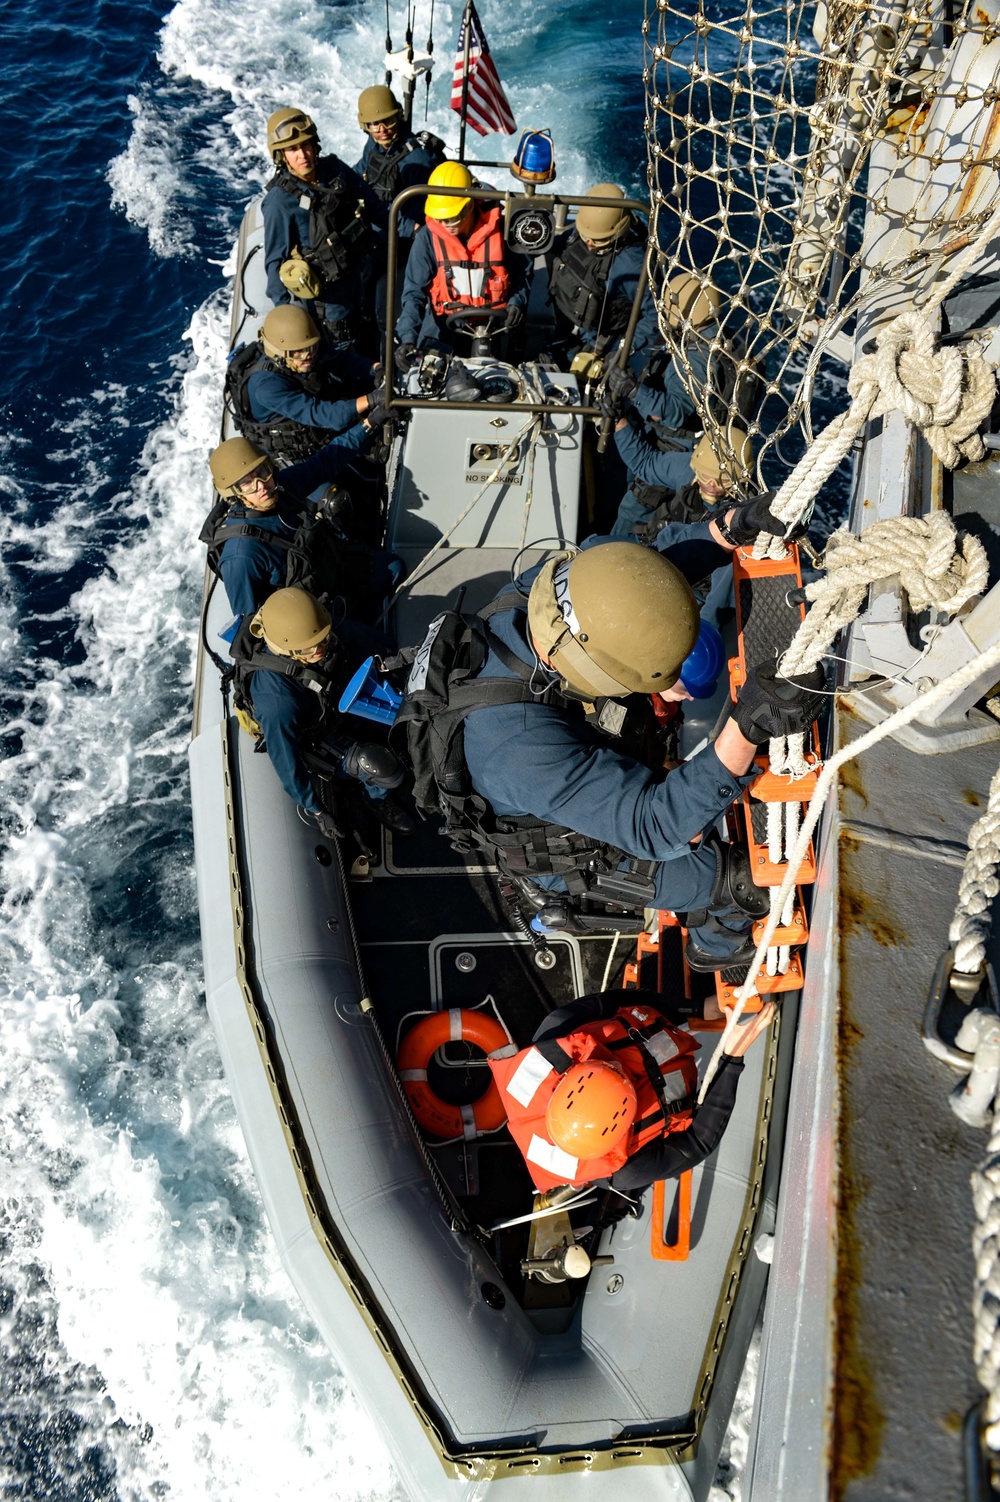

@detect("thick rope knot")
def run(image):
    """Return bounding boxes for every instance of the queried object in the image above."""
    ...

[779,511,988,678]
[753,309,996,562]
[858,309,993,469]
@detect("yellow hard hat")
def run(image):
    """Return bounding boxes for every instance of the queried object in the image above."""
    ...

[250,588,331,655]
[424,161,474,222]
[266,108,318,162]
[664,272,721,329]
[691,427,753,485]
[546,1061,638,1158]
[575,184,632,245]
[527,542,699,698]
[260,305,321,362]
[209,436,267,497]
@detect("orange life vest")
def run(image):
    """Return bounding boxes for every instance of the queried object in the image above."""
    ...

[426,205,510,317]
[488,1004,700,1191]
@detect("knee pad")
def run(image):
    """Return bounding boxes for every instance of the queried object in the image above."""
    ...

[343,741,404,789]
[705,830,770,918]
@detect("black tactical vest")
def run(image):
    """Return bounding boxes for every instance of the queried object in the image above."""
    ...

[269,161,371,285]
[224,342,336,465]
[389,594,659,909]
[361,130,446,201]
[200,498,325,591]
[549,233,634,339]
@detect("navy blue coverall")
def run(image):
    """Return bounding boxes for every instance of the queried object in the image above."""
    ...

[262,156,388,331]
[218,427,373,621]
[461,535,757,959]
[246,346,375,437]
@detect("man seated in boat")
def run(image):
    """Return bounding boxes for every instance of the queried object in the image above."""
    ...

[225,306,385,468]
[261,107,387,354]
[395,536,822,972]
[394,162,530,367]
[205,435,399,625]
[353,85,444,253]
[231,587,415,838]
[546,183,658,377]
[609,422,752,542]
[489,989,775,1197]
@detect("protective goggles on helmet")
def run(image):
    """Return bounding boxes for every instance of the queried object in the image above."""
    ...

[235,459,275,493]
[272,115,315,144]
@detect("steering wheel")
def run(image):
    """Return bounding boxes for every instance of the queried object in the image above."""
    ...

[444,306,511,341]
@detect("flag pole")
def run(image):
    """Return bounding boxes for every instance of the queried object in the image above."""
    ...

[457,0,472,163]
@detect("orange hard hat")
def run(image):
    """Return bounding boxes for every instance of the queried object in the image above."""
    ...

[545,1061,638,1158]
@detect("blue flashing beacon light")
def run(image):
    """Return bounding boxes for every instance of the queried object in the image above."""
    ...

[511,129,556,184]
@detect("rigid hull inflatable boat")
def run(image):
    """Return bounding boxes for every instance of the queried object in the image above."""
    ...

[190,185,798,1501]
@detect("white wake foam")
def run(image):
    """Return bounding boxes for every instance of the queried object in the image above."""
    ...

[107,0,643,259]
[0,289,404,1499]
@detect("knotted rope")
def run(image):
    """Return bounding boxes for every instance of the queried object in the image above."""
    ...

[951,767,1000,979]
[751,199,1000,561]
[753,316,995,561]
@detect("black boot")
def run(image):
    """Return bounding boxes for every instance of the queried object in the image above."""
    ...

[370,794,416,836]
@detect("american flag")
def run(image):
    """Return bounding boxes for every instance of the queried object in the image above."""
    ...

[450,1,516,137]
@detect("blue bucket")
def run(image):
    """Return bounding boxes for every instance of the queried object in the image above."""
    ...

[679,620,726,699]
[338,656,403,726]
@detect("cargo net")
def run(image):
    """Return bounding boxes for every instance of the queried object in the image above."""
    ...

[643,0,1000,490]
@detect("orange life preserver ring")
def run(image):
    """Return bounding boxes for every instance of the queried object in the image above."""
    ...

[398,1008,511,1139]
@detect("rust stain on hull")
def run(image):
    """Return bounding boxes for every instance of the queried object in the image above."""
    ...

[831,843,887,1497]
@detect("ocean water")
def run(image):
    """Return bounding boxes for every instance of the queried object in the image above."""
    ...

[1,2,755,1499]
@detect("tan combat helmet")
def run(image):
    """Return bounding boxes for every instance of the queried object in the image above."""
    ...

[575,184,632,246]
[527,542,699,698]
[266,107,318,162]
[250,587,331,656]
[260,305,321,363]
[663,272,721,329]
[691,427,753,488]
[209,436,269,497]
[357,85,403,128]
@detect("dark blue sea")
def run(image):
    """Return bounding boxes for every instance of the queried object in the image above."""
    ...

[0,2,677,1497]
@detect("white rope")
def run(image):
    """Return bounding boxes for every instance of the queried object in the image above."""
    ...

[749,202,1000,561]
[950,766,1000,978]
[973,1093,1000,1448]
[781,512,989,678]
[950,773,1000,1449]
[697,634,1000,1103]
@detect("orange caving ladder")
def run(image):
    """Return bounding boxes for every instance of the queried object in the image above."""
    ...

[622,537,819,1260]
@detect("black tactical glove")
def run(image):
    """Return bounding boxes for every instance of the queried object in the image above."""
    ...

[366,402,400,432]
[504,303,523,330]
[364,382,386,414]
[733,657,826,744]
[605,364,638,406]
[395,342,419,374]
[724,490,808,547]
[597,383,630,422]
[314,808,343,840]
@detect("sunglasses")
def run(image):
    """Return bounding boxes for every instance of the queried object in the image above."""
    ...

[289,632,331,660]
